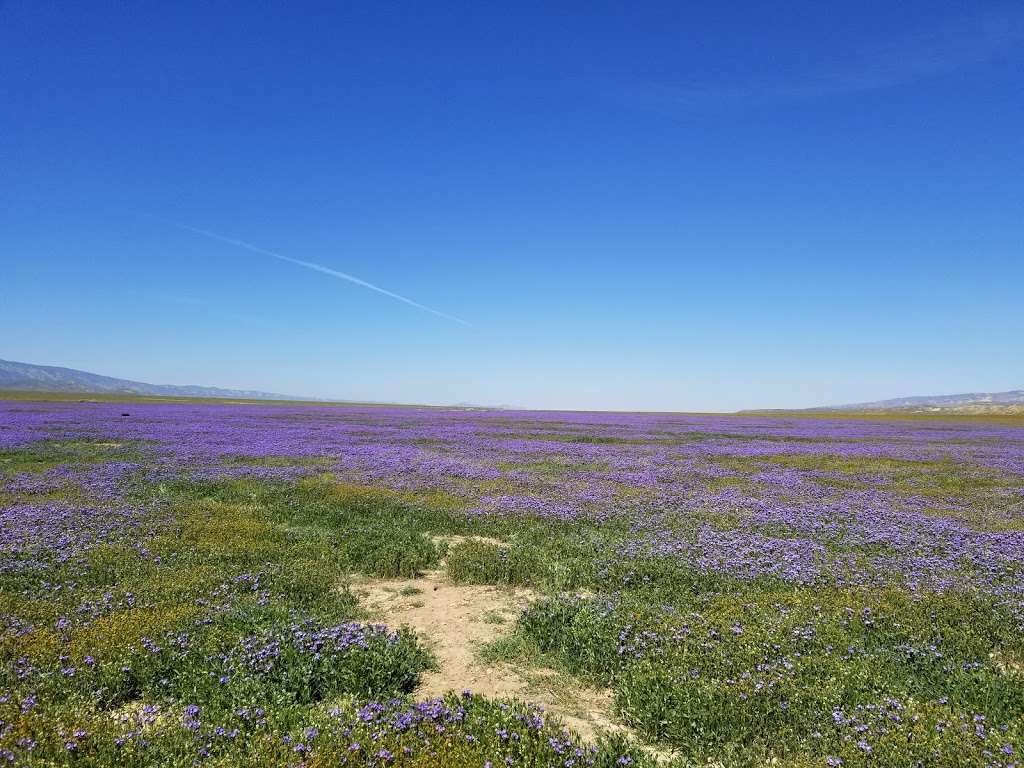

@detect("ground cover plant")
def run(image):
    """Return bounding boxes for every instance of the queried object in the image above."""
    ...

[1,398,1022,766]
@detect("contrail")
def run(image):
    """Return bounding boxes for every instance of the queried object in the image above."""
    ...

[160,219,471,326]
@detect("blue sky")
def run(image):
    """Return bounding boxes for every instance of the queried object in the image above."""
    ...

[2,1,1022,411]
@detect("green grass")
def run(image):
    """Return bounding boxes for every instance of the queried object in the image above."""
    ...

[510,586,1024,764]
[3,431,1022,767]
[0,439,145,473]
[0,466,667,766]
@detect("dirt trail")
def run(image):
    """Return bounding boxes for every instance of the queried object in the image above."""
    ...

[349,550,624,741]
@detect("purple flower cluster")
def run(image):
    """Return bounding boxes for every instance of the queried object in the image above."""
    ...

[238,620,400,674]
[2,400,1022,604]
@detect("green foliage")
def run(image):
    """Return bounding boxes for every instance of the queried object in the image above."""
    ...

[514,587,1024,765]
[295,694,657,768]
[446,539,535,585]
[338,525,440,577]
[5,426,1024,767]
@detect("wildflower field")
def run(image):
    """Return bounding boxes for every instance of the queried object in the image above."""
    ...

[1,397,1022,767]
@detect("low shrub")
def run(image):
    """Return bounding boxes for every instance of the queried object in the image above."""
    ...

[230,619,432,702]
[338,526,439,577]
[446,539,535,585]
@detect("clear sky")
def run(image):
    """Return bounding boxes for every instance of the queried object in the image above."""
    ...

[2,2,1022,411]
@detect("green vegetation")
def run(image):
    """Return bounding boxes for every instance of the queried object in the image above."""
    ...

[2,400,1022,767]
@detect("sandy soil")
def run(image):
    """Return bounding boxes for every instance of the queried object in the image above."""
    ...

[348,545,625,741]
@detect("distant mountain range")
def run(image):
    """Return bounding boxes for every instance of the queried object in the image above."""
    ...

[0,359,508,409]
[810,390,1024,414]
[2,358,1020,414]
[0,358,308,401]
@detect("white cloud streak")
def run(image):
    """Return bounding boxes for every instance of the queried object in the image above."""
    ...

[166,221,471,326]
[597,6,1024,112]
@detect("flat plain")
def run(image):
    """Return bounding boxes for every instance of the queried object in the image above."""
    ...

[1,397,1022,766]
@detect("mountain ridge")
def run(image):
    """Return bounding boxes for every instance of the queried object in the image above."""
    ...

[757,389,1024,415]
[0,358,311,401]
[2,358,1021,413]
[814,390,1024,412]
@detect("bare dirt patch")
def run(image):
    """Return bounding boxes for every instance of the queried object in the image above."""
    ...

[349,568,626,741]
[430,533,506,549]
